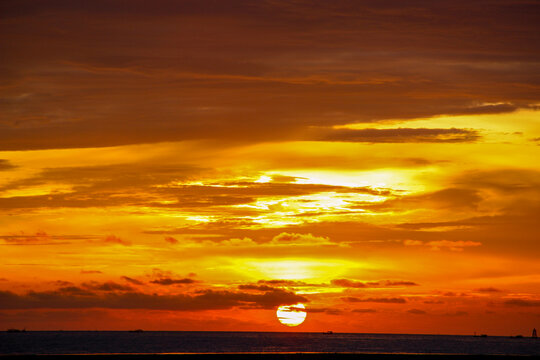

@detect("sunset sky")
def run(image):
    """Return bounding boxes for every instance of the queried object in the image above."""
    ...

[1,0,539,335]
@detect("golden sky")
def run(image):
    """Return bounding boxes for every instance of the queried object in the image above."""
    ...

[1,0,539,335]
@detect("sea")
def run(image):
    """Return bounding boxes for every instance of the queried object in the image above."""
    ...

[1,331,539,356]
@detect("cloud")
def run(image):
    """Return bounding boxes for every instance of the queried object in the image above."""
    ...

[164,236,179,244]
[0,163,210,212]
[474,287,502,293]
[243,280,324,291]
[150,278,197,286]
[0,1,538,334]
[216,238,257,247]
[0,163,202,193]
[145,193,540,257]
[384,281,419,287]
[412,188,483,210]
[0,288,308,310]
[55,286,95,297]
[0,164,389,212]
[407,309,427,315]
[342,297,407,304]
[270,232,331,245]
[1,1,538,150]
[504,299,540,307]
[386,189,540,256]
[81,270,102,274]
[121,276,144,285]
[257,279,313,287]
[82,281,134,292]
[0,231,51,245]
[318,128,480,143]
[458,103,519,115]
[103,235,131,246]
[0,160,16,171]
[0,231,97,246]
[404,239,482,251]
[331,278,418,288]
[396,217,494,230]
[331,279,379,288]
[238,284,278,292]
[352,309,377,313]
[454,169,540,194]
[297,307,342,316]
[425,240,482,251]
[373,188,483,212]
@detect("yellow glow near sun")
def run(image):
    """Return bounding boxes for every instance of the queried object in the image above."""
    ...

[238,192,369,213]
[185,215,212,223]
[277,303,307,327]
[271,169,423,193]
[254,175,273,183]
[249,260,315,280]
[243,259,353,281]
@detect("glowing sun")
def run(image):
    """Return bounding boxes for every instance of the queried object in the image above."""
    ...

[276,303,307,327]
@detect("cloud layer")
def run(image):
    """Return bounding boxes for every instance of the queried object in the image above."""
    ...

[1,0,538,150]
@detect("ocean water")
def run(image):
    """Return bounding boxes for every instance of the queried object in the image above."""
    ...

[1,331,539,355]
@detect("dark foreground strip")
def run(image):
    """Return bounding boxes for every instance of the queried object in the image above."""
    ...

[0,354,528,359]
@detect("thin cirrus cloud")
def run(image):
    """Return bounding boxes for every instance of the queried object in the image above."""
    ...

[80,270,103,275]
[150,278,197,286]
[342,297,408,304]
[121,276,144,285]
[0,232,95,246]
[317,128,480,143]
[331,279,419,288]
[474,287,502,293]
[238,284,279,292]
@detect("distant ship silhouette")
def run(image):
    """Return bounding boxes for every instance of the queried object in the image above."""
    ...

[533,328,537,338]
[6,328,26,333]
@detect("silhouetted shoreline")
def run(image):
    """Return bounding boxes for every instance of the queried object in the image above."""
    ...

[0,353,528,359]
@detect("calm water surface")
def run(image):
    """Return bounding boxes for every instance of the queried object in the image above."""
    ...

[1,331,539,355]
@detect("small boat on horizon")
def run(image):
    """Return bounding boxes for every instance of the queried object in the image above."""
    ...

[129,329,144,333]
[6,328,26,333]
[323,331,334,334]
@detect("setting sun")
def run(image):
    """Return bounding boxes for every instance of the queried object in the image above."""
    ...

[277,304,307,327]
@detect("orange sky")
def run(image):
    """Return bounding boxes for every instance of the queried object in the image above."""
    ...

[1,0,539,335]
